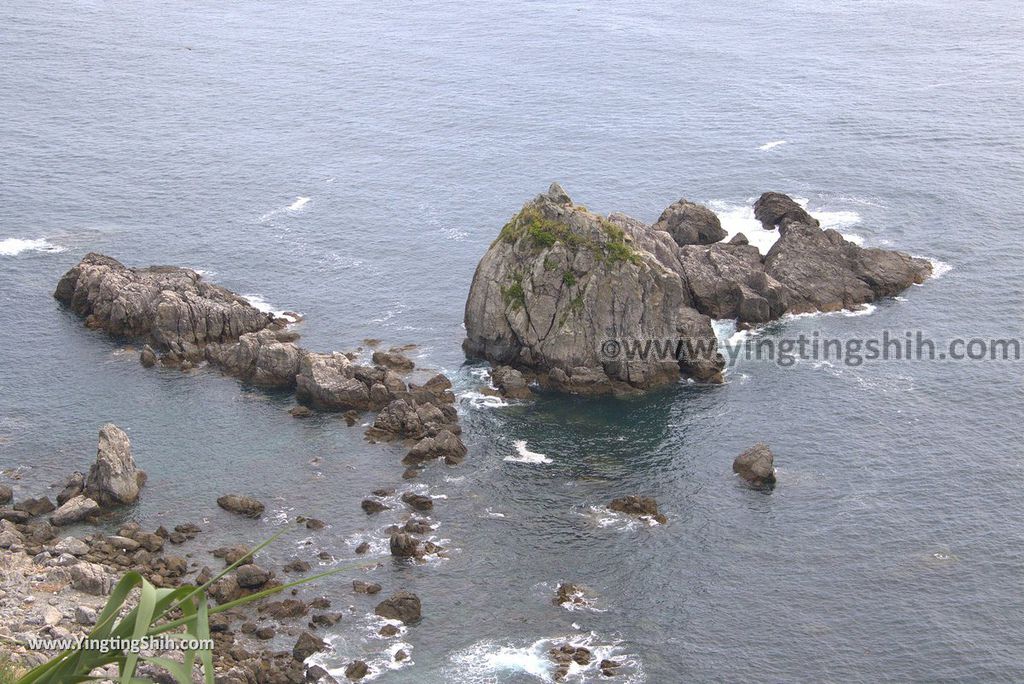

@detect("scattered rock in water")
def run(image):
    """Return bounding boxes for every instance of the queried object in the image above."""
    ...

[305,517,326,530]
[371,349,415,372]
[553,582,590,609]
[235,564,272,589]
[491,365,533,399]
[379,624,400,637]
[0,484,11,505]
[261,598,309,619]
[404,430,467,465]
[352,580,382,595]
[608,495,667,524]
[49,495,99,526]
[394,649,409,662]
[344,660,369,681]
[374,591,421,623]
[550,644,592,680]
[600,658,622,677]
[389,532,420,559]
[55,472,84,506]
[401,468,419,480]
[400,492,433,512]
[653,198,727,246]
[361,498,390,515]
[85,424,145,507]
[283,558,311,573]
[14,496,55,517]
[354,541,370,555]
[292,631,326,662]
[217,494,265,519]
[139,344,157,368]
[0,509,30,524]
[289,405,313,418]
[212,544,253,566]
[732,443,777,487]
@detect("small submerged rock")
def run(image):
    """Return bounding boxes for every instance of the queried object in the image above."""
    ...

[732,443,776,487]
[216,494,265,519]
[608,495,667,524]
[344,660,369,680]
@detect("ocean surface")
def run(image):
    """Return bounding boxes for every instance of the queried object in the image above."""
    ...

[2,1,1023,681]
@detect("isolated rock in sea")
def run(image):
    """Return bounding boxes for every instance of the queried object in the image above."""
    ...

[85,424,145,508]
[374,591,421,623]
[608,495,668,524]
[54,253,274,362]
[217,494,265,519]
[139,344,157,368]
[732,443,777,487]
[764,212,932,313]
[463,183,724,394]
[753,192,819,230]
[50,495,100,526]
[653,199,727,246]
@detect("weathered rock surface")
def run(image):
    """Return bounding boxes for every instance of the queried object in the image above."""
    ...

[0,484,12,505]
[404,430,467,465]
[753,192,819,230]
[292,631,327,662]
[54,253,275,362]
[653,199,727,245]
[85,424,144,507]
[50,495,100,526]
[374,591,421,623]
[463,183,724,394]
[371,349,415,372]
[764,217,932,313]
[733,443,777,487]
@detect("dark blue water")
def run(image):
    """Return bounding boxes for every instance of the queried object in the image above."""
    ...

[2,1,1023,681]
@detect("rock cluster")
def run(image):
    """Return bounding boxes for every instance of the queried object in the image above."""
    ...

[54,254,467,466]
[463,185,932,394]
[608,495,668,524]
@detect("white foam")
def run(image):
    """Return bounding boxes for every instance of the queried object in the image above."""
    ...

[240,293,301,322]
[710,198,863,256]
[459,390,509,409]
[916,256,953,280]
[287,196,311,212]
[0,238,64,256]
[505,440,553,464]
[759,140,787,151]
[447,633,641,683]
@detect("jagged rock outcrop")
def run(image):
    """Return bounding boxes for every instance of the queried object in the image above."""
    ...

[54,253,275,363]
[753,192,819,230]
[85,424,144,508]
[463,183,725,394]
[464,186,934,393]
[55,254,468,464]
[653,199,727,245]
[764,219,932,313]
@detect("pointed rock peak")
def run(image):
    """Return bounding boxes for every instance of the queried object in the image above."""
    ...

[544,182,573,206]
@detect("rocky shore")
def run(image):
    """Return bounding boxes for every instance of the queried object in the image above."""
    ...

[463,184,932,396]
